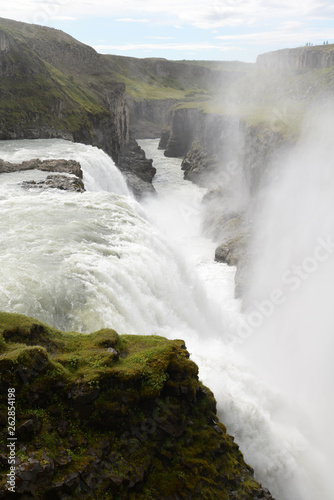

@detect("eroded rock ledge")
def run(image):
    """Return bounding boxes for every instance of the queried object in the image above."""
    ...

[0,158,83,178]
[0,158,85,193]
[0,312,274,499]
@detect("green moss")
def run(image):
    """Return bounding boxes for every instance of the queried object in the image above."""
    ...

[0,311,270,499]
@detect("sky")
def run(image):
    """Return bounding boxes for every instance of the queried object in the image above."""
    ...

[1,0,334,62]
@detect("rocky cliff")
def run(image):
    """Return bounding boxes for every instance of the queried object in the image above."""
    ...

[0,312,274,499]
[257,44,334,72]
[103,55,251,140]
[128,98,179,139]
[159,104,296,297]
[157,39,334,298]
[0,17,154,197]
[0,18,254,197]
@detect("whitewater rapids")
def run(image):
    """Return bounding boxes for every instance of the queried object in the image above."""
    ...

[0,138,330,500]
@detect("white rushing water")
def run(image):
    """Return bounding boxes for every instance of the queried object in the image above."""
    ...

[0,138,330,500]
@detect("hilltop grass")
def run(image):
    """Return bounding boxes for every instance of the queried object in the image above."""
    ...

[102,54,220,102]
[171,87,306,141]
[110,72,188,100]
[108,72,213,101]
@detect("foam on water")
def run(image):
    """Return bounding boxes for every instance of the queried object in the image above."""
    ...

[0,137,330,500]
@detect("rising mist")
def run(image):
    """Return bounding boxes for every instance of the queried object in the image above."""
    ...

[237,106,334,499]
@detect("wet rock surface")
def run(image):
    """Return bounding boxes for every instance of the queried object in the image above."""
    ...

[118,139,156,198]
[0,158,86,192]
[0,158,83,178]
[21,174,85,192]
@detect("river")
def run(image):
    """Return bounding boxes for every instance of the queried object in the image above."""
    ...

[0,137,330,500]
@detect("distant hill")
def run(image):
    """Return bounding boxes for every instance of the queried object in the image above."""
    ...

[0,17,255,143]
[1,16,333,147]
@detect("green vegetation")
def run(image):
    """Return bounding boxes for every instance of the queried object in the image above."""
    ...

[106,71,188,100]
[0,43,109,139]
[0,312,269,498]
[1,16,334,148]
[102,54,249,102]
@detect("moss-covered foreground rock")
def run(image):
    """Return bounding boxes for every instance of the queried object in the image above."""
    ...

[0,312,274,499]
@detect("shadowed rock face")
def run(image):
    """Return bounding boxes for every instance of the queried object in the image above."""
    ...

[158,104,296,299]
[0,312,275,499]
[118,138,157,198]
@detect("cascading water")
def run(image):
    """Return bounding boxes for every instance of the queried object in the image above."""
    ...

[0,137,330,499]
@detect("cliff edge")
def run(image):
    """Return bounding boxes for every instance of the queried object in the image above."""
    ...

[0,312,274,499]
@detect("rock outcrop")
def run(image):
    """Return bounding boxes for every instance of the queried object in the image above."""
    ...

[118,138,156,197]
[128,99,179,139]
[164,107,202,158]
[0,158,83,178]
[0,158,86,192]
[257,44,334,72]
[21,175,85,193]
[0,312,275,499]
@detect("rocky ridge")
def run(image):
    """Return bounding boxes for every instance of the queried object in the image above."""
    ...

[0,18,253,198]
[257,44,334,72]
[0,312,274,499]
[0,17,154,198]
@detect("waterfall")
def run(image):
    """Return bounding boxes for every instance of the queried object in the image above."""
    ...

[0,138,129,194]
[0,137,331,500]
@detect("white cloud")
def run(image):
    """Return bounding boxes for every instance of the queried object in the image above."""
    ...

[2,0,334,60]
[52,16,77,20]
[93,42,240,52]
[3,0,334,28]
[116,18,149,23]
[145,36,174,39]
[215,29,334,45]
[279,21,305,31]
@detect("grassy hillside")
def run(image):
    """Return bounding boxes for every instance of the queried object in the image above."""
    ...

[0,17,254,142]
[0,18,116,144]
[102,55,251,101]
[1,16,333,144]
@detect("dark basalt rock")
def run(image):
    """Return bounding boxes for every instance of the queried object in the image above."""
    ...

[158,126,171,150]
[16,419,41,438]
[21,174,85,192]
[118,139,156,198]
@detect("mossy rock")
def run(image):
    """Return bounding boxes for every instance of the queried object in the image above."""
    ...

[0,312,274,499]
